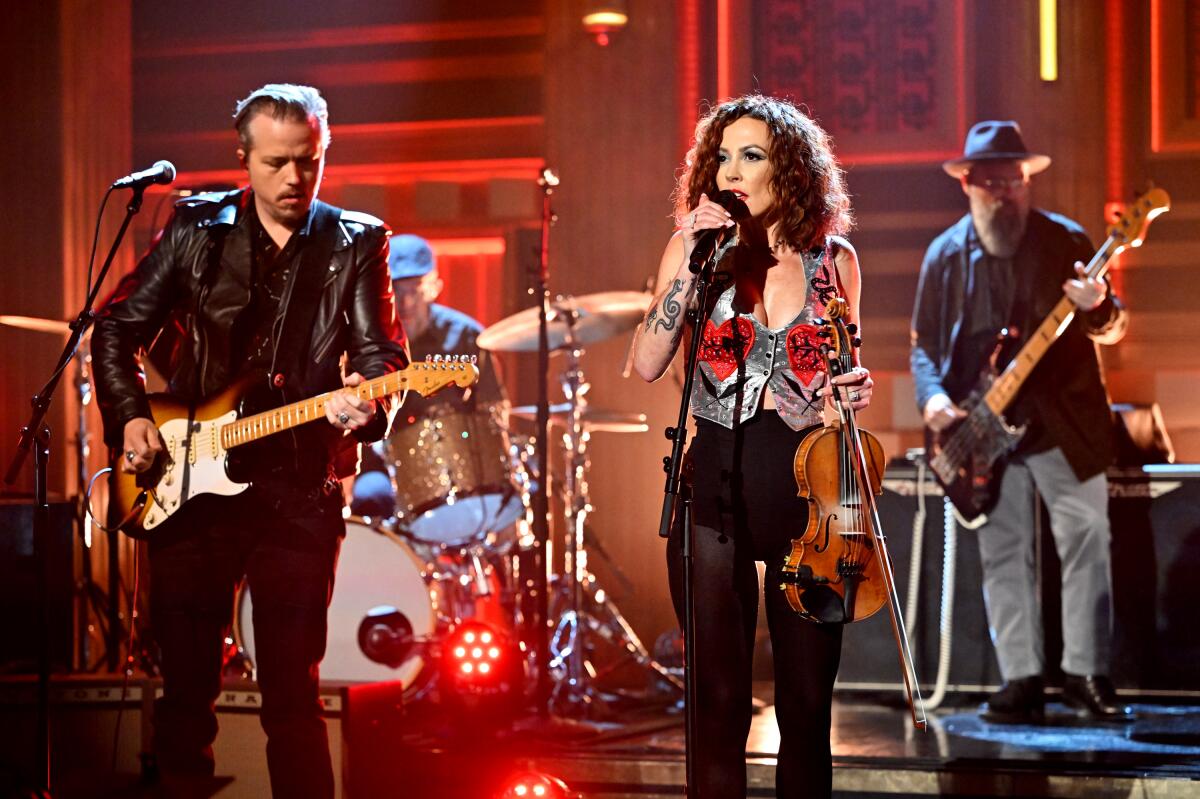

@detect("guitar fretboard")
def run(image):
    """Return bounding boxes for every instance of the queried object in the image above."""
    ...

[219,363,472,450]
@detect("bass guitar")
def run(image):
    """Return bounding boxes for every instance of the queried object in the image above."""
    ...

[927,187,1170,524]
[110,357,478,539]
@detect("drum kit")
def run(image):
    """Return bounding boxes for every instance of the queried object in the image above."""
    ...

[234,289,681,714]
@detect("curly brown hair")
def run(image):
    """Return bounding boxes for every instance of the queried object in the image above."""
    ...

[673,95,853,252]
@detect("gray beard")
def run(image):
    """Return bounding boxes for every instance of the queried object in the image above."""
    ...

[975,204,1027,258]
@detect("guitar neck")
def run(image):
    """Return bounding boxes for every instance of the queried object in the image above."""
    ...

[220,370,410,450]
[983,232,1120,415]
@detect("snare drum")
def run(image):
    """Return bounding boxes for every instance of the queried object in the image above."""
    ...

[235,519,439,690]
[386,405,525,546]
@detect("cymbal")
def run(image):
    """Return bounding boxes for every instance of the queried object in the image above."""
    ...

[509,403,649,434]
[0,315,71,335]
[478,291,652,352]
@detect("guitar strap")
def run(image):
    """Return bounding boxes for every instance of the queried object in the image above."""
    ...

[267,200,343,401]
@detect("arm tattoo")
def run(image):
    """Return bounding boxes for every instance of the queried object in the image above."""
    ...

[654,279,685,334]
[644,306,659,332]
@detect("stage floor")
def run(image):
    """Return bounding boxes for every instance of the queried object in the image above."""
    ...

[7,677,1200,797]
[374,684,1200,798]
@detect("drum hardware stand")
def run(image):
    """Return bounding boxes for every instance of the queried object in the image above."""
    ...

[548,316,683,720]
[70,342,102,670]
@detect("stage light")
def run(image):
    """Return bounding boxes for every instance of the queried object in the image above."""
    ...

[583,1,628,46]
[1039,0,1058,81]
[440,621,522,720]
[497,771,574,799]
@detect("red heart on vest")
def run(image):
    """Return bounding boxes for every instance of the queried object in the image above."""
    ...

[786,324,824,384]
[699,317,756,381]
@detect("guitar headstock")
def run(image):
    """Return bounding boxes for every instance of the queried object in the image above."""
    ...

[1108,186,1171,252]
[407,355,480,395]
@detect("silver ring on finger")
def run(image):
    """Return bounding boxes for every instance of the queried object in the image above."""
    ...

[850,391,861,402]
[337,412,351,425]
[125,449,136,463]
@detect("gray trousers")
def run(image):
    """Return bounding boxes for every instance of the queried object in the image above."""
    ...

[977,447,1113,681]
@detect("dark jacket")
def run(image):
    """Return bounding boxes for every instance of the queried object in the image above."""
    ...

[910,209,1127,481]
[93,189,409,482]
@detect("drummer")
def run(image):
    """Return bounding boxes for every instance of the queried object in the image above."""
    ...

[351,234,508,516]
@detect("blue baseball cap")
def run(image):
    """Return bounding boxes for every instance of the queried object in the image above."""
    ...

[388,234,435,280]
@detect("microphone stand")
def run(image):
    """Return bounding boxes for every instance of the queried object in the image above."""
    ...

[532,167,558,716]
[4,183,147,795]
[657,236,723,799]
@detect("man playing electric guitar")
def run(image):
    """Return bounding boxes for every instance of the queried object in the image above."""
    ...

[910,121,1131,724]
[92,84,408,797]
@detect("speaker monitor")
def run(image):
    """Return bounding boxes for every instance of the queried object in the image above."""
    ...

[0,499,74,673]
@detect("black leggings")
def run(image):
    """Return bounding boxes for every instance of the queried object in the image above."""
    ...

[668,411,843,799]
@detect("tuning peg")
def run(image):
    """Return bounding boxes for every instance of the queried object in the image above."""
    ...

[852,337,862,348]
[846,323,858,335]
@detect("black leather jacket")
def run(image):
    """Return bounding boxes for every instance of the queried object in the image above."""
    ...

[93,189,409,481]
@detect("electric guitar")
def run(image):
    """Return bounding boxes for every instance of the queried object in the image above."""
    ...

[110,357,478,539]
[926,187,1170,524]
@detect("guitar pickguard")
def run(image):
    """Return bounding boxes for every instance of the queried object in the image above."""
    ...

[142,410,248,531]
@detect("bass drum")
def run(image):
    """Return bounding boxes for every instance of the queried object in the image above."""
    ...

[235,519,439,691]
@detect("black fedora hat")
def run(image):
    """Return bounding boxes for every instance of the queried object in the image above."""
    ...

[942,120,1051,178]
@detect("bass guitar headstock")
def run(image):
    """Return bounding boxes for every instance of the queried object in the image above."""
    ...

[1108,186,1171,255]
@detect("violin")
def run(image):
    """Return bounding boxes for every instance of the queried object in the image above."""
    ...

[780,297,928,730]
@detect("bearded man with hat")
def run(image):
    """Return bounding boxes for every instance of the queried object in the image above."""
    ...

[910,121,1131,723]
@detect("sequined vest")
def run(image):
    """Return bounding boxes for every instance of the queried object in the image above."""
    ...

[689,245,841,431]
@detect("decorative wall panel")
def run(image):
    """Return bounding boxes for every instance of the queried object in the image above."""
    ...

[754,0,967,164]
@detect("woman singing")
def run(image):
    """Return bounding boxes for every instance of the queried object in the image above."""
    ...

[632,95,873,798]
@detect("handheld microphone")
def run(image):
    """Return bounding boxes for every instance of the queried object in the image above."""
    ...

[111,160,177,190]
[687,189,745,273]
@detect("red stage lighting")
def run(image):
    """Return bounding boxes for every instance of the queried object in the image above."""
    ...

[497,771,574,799]
[445,622,510,683]
[439,621,523,718]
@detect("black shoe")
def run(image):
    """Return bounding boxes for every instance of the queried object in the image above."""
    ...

[1062,674,1133,721]
[981,675,1045,724]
